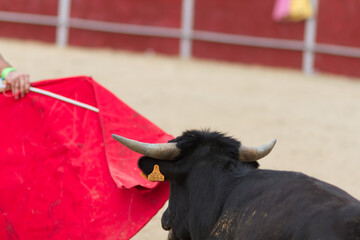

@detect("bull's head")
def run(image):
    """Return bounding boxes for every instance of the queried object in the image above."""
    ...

[112,130,276,182]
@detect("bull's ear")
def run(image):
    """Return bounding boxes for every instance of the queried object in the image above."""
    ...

[138,156,185,183]
[138,157,167,182]
[138,156,160,176]
[147,164,165,182]
[139,164,165,182]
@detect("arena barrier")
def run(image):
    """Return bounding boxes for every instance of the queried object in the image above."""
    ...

[0,0,359,78]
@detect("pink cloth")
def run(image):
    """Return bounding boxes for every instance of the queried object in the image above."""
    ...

[273,0,291,21]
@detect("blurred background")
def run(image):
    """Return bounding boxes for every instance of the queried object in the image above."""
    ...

[1,0,360,77]
[1,0,360,239]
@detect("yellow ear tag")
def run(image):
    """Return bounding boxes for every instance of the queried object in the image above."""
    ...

[147,164,165,182]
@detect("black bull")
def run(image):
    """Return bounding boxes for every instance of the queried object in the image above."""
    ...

[113,130,360,239]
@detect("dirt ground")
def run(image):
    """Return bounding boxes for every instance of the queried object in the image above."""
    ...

[2,38,360,239]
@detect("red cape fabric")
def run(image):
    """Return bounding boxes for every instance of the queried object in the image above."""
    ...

[0,76,171,239]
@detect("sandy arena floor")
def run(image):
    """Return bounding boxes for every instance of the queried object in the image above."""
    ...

[2,38,360,239]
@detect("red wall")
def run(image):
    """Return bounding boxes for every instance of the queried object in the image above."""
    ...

[0,0,57,42]
[0,0,182,54]
[71,0,181,27]
[0,23,56,43]
[68,29,180,55]
[192,0,304,69]
[69,0,181,54]
[0,0,359,78]
[315,0,360,77]
[0,0,57,15]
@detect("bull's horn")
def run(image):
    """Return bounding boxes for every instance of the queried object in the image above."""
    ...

[239,139,277,162]
[112,134,180,160]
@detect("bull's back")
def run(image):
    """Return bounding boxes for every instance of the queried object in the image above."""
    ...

[210,170,360,239]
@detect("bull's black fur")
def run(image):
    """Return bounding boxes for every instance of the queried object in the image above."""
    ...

[138,129,360,240]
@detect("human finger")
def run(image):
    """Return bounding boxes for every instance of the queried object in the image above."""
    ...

[19,75,26,98]
[25,74,30,94]
[12,79,20,99]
